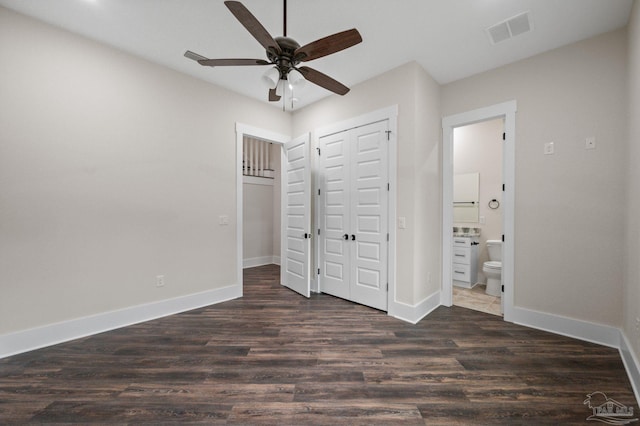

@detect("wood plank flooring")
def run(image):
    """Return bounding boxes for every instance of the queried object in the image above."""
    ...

[0,264,637,424]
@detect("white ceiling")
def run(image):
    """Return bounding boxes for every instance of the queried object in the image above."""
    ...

[0,0,633,110]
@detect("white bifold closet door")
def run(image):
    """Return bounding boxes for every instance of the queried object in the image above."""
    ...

[318,120,389,311]
[281,134,311,297]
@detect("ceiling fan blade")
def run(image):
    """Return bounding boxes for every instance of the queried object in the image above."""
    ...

[184,50,209,62]
[224,1,281,54]
[294,29,362,62]
[298,66,350,95]
[197,58,270,67]
[268,88,281,102]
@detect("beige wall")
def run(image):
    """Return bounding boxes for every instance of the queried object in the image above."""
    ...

[625,0,640,365]
[293,62,442,306]
[242,143,281,265]
[0,7,291,335]
[453,118,504,282]
[2,1,635,351]
[412,65,443,303]
[242,182,274,262]
[442,29,628,326]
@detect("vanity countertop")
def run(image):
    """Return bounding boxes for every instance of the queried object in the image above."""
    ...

[453,227,481,237]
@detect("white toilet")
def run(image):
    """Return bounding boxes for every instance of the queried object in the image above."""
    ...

[483,240,502,297]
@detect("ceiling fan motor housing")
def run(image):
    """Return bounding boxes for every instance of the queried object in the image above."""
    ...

[269,36,302,79]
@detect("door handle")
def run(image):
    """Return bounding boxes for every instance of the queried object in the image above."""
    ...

[351,234,356,241]
[304,233,312,239]
[343,234,349,240]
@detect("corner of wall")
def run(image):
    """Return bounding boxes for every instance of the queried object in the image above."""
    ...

[389,290,441,324]
[624,0,640,396]
[620,330,640,407]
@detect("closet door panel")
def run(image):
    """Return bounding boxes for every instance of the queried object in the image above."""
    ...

[318,132,350,299]
[350,121,389,311]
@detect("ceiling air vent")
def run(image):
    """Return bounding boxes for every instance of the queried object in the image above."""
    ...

[486,11,532,45]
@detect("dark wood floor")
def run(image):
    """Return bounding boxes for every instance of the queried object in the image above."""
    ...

[0,264,637,424]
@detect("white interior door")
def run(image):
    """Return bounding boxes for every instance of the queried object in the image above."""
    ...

[281,134,311,297]
[318,131,350,300]
[318,121,389,311]
[350,121,389,311]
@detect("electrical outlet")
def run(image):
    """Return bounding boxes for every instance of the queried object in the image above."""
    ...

[156,275,165,287]
[585,136,596,150]
[635,317,640,333]
[427,272,432,285]
[544,142,554,155]
[219,215,229,226]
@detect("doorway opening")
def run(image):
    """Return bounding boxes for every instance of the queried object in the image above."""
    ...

[442,101,516,322]
[235,124,312,298]
[234,123,289,295]
[241,136,281,270]
[451,118,504,316]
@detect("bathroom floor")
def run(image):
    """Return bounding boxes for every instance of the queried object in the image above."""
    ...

[453,284,502,316]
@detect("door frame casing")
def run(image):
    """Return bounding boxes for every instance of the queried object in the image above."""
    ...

[235,123,290,294]
[441,100,516,321]
[313,105,398,312]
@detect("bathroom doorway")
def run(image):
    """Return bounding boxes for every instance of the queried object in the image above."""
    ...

[451,118,504,316]
[441,101,516,322]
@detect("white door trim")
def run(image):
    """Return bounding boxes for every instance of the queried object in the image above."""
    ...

[235,123,290,293]
[313,105,398,312]
[441,100,517,321]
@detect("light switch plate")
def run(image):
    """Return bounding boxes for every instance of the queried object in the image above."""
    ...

[544,142,554,155]
[398,216,406,229]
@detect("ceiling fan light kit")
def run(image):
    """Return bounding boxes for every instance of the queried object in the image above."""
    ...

[287,68,305,89]
[184,0,362,107]
[275,79,285,97]
[261,67,280,89]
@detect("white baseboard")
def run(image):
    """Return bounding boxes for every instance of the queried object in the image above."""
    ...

[619,331,640,407]
[438,302,640,406]
[511,306,621,348]
[389,291,441,324]
[0,284,241,359]
[243,256,279,269]
[453,281,475,289]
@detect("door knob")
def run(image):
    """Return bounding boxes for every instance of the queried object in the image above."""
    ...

[351,234,356,241]
[343,234,349,240]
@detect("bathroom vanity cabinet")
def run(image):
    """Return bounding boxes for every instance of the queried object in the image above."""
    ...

[452,236,479,288]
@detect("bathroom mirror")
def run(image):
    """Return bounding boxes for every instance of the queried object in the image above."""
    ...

[453,172,479,223]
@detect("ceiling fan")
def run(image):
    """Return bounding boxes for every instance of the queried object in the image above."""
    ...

[184,0,362,103]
